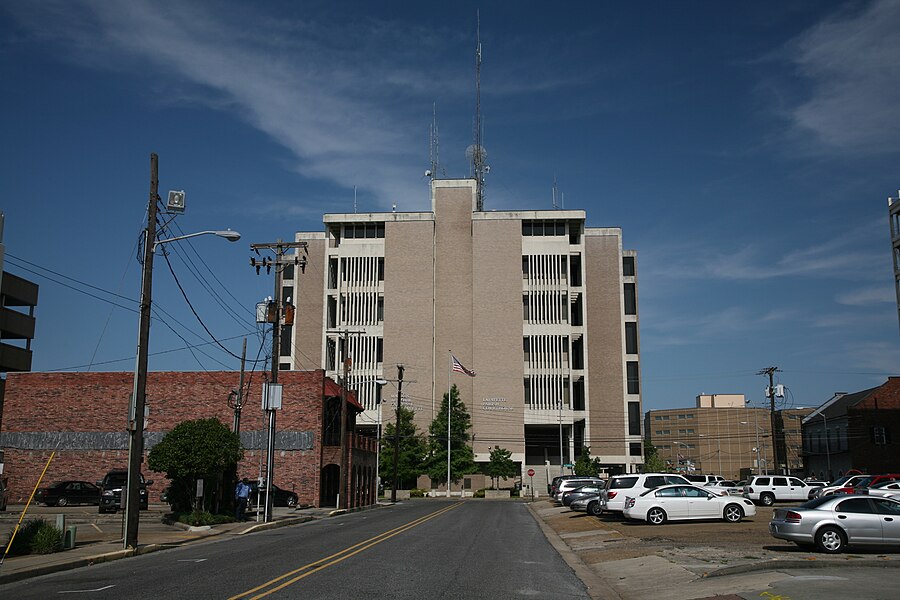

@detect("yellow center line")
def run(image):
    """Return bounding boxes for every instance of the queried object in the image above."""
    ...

[229,502,462,600]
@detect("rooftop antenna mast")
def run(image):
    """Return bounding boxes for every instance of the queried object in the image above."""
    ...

[468,10,488,211]
[552,176,559,210]
[428,103,440,181]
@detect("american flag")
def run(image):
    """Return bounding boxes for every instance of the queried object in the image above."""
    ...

[451,355,476,377]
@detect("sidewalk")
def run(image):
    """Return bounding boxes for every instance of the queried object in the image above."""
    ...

[0,504,350,585]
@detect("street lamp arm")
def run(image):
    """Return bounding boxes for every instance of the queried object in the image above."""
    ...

[153,229,241,250]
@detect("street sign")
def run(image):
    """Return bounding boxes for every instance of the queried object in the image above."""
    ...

[527,468,535,477]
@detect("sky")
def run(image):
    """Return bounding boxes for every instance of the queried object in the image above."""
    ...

[1,0,898,413]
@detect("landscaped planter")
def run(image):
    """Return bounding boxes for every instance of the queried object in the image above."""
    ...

[484,490,511,499]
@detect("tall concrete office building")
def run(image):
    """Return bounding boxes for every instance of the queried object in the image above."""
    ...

[284,179,642,491]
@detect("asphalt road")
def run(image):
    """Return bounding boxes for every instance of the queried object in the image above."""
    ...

[1,500,590,599]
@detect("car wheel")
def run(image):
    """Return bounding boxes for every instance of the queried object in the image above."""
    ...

[723,504,744,523]
[287,495,298,508]
[815,526,846,554]
[56,497,69,507]
[647,507,667,525]
[760,493,775,507]
[587,501,603,517]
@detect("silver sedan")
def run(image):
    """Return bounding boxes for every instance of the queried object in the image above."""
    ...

[769,494,900,553]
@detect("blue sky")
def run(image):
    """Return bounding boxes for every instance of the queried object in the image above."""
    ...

[1,1,897,412]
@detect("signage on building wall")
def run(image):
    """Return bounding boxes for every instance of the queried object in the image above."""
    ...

[482,397,513,412]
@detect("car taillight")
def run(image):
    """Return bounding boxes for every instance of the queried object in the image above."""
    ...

[608,491,617,499]
[785,511,802,523]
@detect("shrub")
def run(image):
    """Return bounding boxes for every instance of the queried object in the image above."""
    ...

[31,523,64,554]
[3,519,63,556]
[409,488,426,498]
[177,511,234,526]
[474,488,486,498]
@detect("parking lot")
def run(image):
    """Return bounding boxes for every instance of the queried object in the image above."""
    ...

[533,499,900,599]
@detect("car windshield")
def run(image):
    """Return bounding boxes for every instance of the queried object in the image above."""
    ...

[829,475,851,487]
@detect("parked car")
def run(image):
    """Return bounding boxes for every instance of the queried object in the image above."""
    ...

[553,478,604,504]
[35,481,101,507]
[705,481,743,496]
[0,478,8,511]
[548,474,581,497]
[623,483,757,525]
[769,495,900,553]
[827,474,900,496]
[97,470,152,513]
[812,474,869,498]
[562,484,603,508]
[248,482,298,508]
[864,480,900,499]
[684,474,725,486]
[742,475,812,506]
[601,473,691,515]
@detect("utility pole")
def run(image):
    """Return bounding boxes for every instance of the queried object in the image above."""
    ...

[124,153,159,550]
[758,366,782,475]
[250,240,306,521]
[229,338,247,435]
[391,365,405,503]
[339,344,351,509]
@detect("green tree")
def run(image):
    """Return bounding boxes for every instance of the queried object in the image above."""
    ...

[485,446,516,489]
[148,418,243,514]
[425,384,477,486]
[379,406,428,490]
[643,440,667,472]
[573,446,603,477]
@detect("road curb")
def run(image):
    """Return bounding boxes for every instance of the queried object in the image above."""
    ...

[526,502,624,600]
[703,556,900,578]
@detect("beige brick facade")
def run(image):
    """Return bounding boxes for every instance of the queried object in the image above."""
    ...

[289,179,642,495]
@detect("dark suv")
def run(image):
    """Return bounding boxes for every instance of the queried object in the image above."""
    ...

[97,470,152,513]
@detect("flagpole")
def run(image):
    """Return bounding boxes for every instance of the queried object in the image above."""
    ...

[447,350,452,499]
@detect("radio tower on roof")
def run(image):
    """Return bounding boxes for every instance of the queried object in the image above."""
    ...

[468,11,488,211]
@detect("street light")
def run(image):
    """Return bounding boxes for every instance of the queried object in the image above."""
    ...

[821,413,832,481]
[125,153,240,549]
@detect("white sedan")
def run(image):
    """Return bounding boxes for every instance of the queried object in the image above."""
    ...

[623,484,757,525]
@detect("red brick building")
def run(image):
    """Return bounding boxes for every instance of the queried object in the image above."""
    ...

[803,377,900,478]
[0,370,376,508]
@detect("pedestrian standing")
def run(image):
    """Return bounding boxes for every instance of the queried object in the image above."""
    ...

[235,477,251,522]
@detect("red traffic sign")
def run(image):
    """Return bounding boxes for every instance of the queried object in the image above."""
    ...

[527,468,535,477]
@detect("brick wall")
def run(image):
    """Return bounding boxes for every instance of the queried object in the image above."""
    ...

[849,377,900,473]
[0,370,343,507]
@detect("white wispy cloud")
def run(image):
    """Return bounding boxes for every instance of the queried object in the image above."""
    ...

[641,217,886,283]
[835,285,895,306]
[5,1,465,210]
[785,0,900,153]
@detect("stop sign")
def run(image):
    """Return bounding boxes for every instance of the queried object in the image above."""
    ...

[527,468,535,477]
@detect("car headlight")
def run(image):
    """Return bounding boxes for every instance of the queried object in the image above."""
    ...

[102,491,115,497]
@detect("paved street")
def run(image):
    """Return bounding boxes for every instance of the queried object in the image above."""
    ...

[3,499,900,599]
[1,500,589,599]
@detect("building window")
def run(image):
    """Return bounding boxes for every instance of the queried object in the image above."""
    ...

[328,258,338,289]
[678,429,694,434]
[628,402,641,436]
[629,442,642,456]
[570,254,582,286]
[623,256,635,277]
[572,377,585,410]
[377,296,384,322]
[523,220,567,237]
[626,361,640,394]
[872,427,890,446]
[378,257,385,281]
[656,429,671,435]
[625,322,638,354]
[624,283,636,315]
